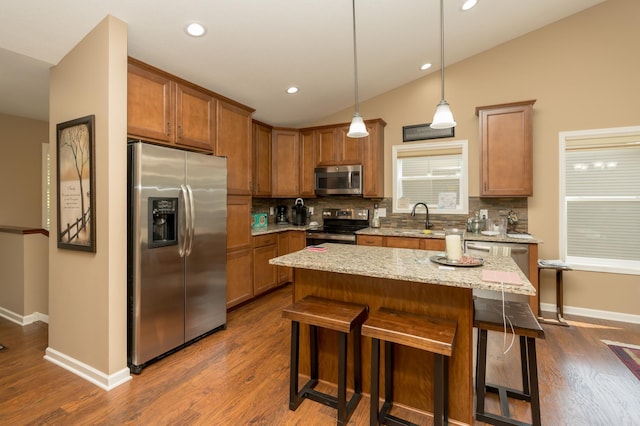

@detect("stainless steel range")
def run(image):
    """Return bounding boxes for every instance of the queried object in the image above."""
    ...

[306,208,369,245]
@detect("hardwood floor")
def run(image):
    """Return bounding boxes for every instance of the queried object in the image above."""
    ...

[1,284,639,425]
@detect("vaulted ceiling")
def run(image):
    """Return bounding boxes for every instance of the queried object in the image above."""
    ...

[0,0,604,127]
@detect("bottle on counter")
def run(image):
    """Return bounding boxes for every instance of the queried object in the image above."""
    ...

[371,204,381,228]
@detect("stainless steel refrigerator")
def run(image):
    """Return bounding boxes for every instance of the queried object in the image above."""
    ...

[127,141,227,373]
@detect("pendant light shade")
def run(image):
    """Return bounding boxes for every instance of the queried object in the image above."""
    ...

[347,0,369,138]
[430,0,456,129]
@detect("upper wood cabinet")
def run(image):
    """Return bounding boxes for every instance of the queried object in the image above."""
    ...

[361,120,386,198]
[127,59,215,152]
[253,121,272,197]
[315,126,362,166]
[216,100,254,195]
[272,128,300,197]
[299,129,316,197]
[476,100,535,197]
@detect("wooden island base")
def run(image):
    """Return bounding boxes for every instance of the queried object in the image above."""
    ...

[292,268,473,425]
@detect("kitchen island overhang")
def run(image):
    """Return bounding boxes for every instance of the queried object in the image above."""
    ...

[271,244,535,425]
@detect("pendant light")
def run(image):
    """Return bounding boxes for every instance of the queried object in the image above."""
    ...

[430,0,456,129]
[347,0,369,138]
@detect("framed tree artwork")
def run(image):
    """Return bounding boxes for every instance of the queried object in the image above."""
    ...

[56,115,96,252]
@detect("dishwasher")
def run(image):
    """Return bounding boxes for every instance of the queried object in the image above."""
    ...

[465,240,530,302]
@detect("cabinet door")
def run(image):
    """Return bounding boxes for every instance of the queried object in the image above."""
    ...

[478,101,534,196]
[362,120,385,198]
[299,130,316,197]
[226,249,253,308]
[253,122,272,196]
[422,238,445,251]
[315,128,337,166]
[127,62,174,143]
[272,129,300,197]
[175,83,215,151]
[277,232,292,284]
[227,195,252,252]
[335,126,363,165]
[385,236,421,249]
[217,100,253,194]
[289,230,307,252]
[253,244,278,295]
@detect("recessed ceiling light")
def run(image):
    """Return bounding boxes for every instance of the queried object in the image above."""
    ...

[185,22,207,37]
[461,0,478,11]
[286,87,299,94]
[421,63,432,71]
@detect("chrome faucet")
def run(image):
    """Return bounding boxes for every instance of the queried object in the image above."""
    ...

[411,202,432,229]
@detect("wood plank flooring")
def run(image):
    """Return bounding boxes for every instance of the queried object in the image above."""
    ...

[1,284,639,425]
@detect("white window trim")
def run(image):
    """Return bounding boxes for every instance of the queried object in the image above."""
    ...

[392,139,468,215]
[559,125,640,275]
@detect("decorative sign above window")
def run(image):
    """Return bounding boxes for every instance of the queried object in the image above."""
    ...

[402,123,454,142]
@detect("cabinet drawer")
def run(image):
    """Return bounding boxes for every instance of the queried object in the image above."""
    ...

[357,235,384,246]
[385,236,421,249]
[253,233,278,248]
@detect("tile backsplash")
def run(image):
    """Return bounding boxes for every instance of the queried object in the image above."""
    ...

[252,196,528,232]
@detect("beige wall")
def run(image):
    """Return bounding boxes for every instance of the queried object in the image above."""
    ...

[318,0,640,317]
[0,233,24,314]
[0,113,48,227]
[48,15,128,378]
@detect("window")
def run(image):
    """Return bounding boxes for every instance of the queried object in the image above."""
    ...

[560,126,640,275]
[392,140,468,214]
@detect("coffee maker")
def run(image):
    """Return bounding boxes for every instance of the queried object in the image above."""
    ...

[276,205,289,224]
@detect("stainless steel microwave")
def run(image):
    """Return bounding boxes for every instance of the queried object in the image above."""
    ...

[314,165,363,196]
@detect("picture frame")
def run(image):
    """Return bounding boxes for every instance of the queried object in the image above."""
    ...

[56,115,96,252]
[402,123,454,142]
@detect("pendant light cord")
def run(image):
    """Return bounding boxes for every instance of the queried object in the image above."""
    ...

[439,0,445,101]
[352,0,360,112]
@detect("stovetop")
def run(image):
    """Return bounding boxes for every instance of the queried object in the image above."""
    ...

[307,208,370,235]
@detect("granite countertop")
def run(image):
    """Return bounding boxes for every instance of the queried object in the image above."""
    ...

[270,243,535,295]
[252,223,318,236]
[356,227,542,244]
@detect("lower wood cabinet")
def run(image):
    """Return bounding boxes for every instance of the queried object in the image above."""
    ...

[253,234,278,296]
[357,234,445,251]
[226,249,253,309]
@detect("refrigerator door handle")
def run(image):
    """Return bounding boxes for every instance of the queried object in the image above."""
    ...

[178,184,190,258]
[185,184,195,257]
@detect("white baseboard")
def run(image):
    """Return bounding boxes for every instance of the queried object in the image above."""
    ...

[0,307,48,325]
[44,347,131,391]
[540,302,640,324]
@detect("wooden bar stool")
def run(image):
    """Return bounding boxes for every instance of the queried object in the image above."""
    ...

[362,307,457,426]
[474,297,545,426]
[537,260,572,326]
[282,296,369,426]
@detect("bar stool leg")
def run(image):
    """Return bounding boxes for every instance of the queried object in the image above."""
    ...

[433,353,446,426]
[527,337,542,426]
[370,338,381,426]
[475,328,488,417]
[337,331,348,425]
[289,321,301,410]
[520,336,530,396]
[310,325,318,380]
[382,341,394,419]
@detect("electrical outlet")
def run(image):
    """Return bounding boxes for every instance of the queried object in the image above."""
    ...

[308,206,314,215]
[378,207,387,218]
[479,209,488,219]
[269,206,275,215]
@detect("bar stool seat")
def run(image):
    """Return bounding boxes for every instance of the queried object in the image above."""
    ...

[537,260,572,326]
[282,296,369,426]
[474,297,545,426]
[362,307,457,426]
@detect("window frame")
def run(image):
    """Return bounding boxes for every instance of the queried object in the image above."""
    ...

[392,139,469,215]
[559,125,640,275]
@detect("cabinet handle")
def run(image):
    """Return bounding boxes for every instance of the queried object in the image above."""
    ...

[179,126,182,139]
[167,122,171,137]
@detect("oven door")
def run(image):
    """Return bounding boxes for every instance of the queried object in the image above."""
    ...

[306,232,356,246]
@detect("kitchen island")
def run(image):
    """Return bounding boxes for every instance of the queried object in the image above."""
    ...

[270,243,535,425]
